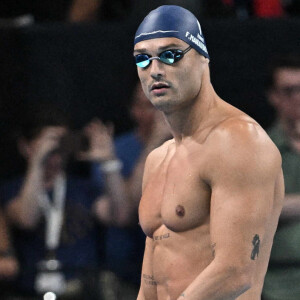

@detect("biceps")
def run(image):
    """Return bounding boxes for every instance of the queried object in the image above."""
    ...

[210,186,273,263]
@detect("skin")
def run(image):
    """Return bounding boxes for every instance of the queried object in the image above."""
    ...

[90,86,171,226]
[6,124,131,228]
[7,126,68,228]
[0,208,19,279]
[134,37,284,300]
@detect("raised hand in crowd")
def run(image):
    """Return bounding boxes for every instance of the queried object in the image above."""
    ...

[7,126,67,228]
[78,119,115,162]
[80,119,133,226]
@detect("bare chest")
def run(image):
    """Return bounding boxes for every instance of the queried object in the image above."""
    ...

[139,146,211,237]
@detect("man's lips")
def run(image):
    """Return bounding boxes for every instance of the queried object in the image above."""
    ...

[151,83,170,91]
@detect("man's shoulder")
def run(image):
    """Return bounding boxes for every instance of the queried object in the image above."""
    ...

[205,115,282,175]
[208,115,274,149]
[145,139,174,167]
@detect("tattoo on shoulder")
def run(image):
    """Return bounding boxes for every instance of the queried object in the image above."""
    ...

[153,232,170,241]
[251,234,260,260]
[211,243,216,258]
[180,293,185,298]
[143,274,157,286]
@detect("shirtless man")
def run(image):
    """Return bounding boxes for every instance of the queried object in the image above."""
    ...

[133,5,284,300]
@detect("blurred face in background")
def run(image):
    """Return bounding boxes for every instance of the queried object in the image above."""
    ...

[130,84,156,131]
[19,126,68,180]
[269,68,300,123]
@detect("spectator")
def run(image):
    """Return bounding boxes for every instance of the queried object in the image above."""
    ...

[0,0,71,22]
[68,0,132,22]
[262,53,300,300]
[0,102,105,300]
[88,83,172,299]
[0,0,131,23]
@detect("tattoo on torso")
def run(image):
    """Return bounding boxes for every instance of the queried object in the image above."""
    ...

[143,274,157,286]
[251,234,260,260]
[153,233,170,241]
[211,243,216,258]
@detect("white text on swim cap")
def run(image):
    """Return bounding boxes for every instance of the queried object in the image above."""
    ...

[186,32,208,54]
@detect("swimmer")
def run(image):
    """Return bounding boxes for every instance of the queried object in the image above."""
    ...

[134,5,284,300]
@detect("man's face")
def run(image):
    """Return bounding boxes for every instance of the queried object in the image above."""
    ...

[133,37,208,114]
[269,68,300,122]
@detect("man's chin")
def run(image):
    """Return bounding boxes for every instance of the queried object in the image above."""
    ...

[151,98,176,114]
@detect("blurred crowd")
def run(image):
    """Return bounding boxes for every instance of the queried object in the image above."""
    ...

[0,1,299,300]
[0,81,172,300]
[0,0,299,23]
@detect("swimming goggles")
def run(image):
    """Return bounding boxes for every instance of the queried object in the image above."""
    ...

[135,46,192,68]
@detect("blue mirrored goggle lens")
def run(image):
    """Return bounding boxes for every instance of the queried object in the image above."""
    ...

[160,51,176,64]
[135,50,183,68]
[136,54,151,68]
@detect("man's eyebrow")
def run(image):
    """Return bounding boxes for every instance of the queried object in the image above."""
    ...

[133,43,184,55]
[133,48,147,55]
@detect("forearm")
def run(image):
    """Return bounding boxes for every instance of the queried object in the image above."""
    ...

[0,212,18,278]
[100,160,134,226]
[177,260,251,300]
[7,163,44,228]
[279,194,300,220]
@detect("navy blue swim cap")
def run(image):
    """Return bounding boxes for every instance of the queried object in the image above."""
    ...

[134,5,209,59]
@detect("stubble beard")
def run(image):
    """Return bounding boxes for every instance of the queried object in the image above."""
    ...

[150,95,181,115]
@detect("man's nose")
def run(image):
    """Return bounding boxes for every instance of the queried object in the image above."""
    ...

[150,59,165,80]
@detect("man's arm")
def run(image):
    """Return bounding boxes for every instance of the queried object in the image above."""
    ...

[126,111,172,208]
[137,147,165,300]
[86,117,170,226]
[0,208,19,279]
[137,237,157,300]
[80,119,134,226]
[6,127,64,228]
[177,121,283,300]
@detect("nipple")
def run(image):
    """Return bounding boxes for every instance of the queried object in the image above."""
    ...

[176,205,185,217]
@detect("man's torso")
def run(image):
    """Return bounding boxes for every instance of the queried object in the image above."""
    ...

[139,109,283,300]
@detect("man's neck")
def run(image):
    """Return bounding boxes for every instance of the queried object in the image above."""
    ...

[165,82,219,143]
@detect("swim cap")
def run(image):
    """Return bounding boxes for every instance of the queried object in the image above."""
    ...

[134,5,209,59]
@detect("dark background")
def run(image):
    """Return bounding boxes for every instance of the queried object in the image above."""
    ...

[0,17,300,178]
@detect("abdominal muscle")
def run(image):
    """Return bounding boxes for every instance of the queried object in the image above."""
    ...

[150,223,213,300]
